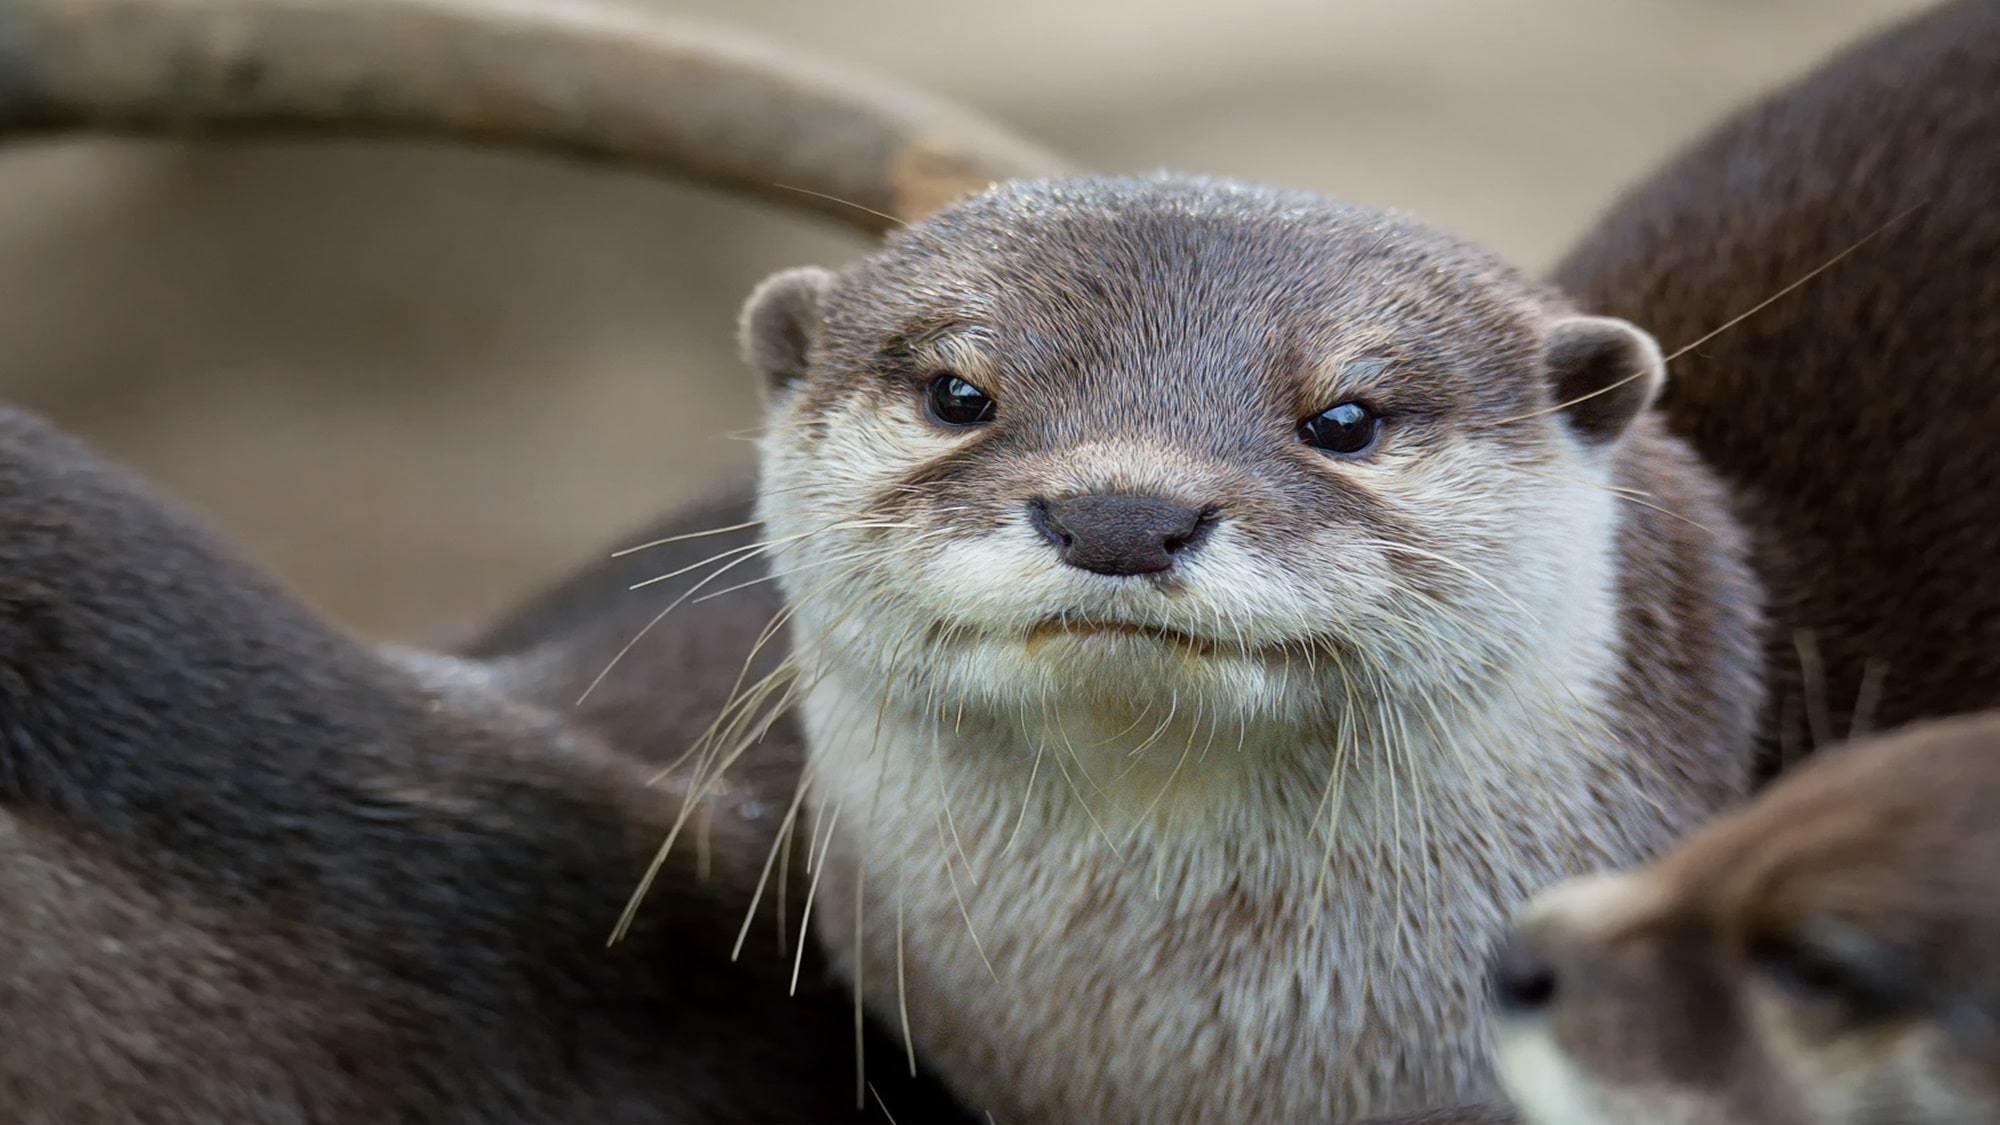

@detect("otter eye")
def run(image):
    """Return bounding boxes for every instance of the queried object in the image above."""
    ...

[1749,930,1907,1020]
[926,373,997,427]
[1299,401,1381,456]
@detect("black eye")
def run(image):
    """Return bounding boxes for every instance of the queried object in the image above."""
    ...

[1299,401,1381,456]
[1749,931,1907,1020]
[926,373,997,427]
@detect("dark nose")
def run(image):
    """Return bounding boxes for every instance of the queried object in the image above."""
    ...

[1029,494,1211,577]
[1490,930,1560,1016]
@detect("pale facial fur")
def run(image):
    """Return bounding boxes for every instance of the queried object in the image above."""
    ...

[1493,713,2000,1125]
[738,175,1760,1121]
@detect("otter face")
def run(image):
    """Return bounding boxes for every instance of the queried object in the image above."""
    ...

[740,175,1662,785]
[1491,713,2000,1125]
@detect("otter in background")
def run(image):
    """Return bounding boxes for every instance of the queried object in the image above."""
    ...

[0,406,980,1122]
[1492,711,2000,1125]
[0,0,1058,1118]
[1553,0,2000,775]
[1481,8,2000,1119]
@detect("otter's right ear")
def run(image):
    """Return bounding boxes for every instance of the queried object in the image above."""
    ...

[1541,316,1666,446]
[739,266,836,395]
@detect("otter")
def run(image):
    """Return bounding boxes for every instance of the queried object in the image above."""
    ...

[733,174,1764,1121]
[0,0,1058,1118]
[2,0,1993,1121]
[0,406,985,1121]
[1553,0,2000,775]
[1477,6,2000,1118]
[1491,709,2000,1125]
[720,0,2000,1117]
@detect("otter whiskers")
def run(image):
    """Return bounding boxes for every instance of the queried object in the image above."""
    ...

[1477,203,1923,433]
[1038,690,1123,856]
[791,798,843,994]
[618,544,919,945]
[611,515,765,558]
[581,513,893,705]
[999,736,1044,856]
[923,687,1002,984]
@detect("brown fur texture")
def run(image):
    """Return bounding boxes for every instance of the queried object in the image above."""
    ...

[1553,0,2000,777]
[737,175,1762,1121]
[0,408,966,1122]
[1494,710,2000,1125]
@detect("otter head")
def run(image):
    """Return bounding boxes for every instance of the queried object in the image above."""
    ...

[1491,713,2000,1125]
[739,175,1666,808]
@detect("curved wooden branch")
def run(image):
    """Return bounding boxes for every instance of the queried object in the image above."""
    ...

[0,0,1068,232]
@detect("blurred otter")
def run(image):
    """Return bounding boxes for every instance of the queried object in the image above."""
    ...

[1492,711,2000,1125]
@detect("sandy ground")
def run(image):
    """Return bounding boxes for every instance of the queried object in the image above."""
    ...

[0,0,1933,642]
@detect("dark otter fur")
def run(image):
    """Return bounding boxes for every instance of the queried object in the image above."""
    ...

[1554,0,2000,777]
[0,0,1035,1116]
[0,407,964,1122]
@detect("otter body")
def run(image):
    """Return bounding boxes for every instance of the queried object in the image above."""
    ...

[0,0,1057,1116]
[738,177,1763,1120]
[733,0,2000,1106]
[0,409,962,1122]
[1554,0,2000,771]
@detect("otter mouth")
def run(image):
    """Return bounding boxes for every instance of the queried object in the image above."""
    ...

[1024,617,1219,657]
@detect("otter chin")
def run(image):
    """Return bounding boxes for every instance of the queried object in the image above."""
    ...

[735,174,1762,1122]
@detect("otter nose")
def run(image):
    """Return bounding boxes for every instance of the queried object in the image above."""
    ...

[1490,929,1560,1017]
[1030,494,1210,576]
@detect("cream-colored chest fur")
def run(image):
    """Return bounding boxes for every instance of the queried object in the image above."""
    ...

[802,677,1672,1124]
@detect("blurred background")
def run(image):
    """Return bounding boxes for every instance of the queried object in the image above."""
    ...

[0,0,1931,643]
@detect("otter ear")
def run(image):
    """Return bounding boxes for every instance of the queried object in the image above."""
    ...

[1541,316,1666,445]
[739,266,836,395]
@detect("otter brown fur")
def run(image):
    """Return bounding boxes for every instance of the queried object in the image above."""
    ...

[0,407,968,1121]
[1553,0,2000,776]
[1493,710,2000,1125]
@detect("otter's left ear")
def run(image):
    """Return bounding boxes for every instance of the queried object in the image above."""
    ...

[1541,316,1666,446]
[739,266,837,396]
